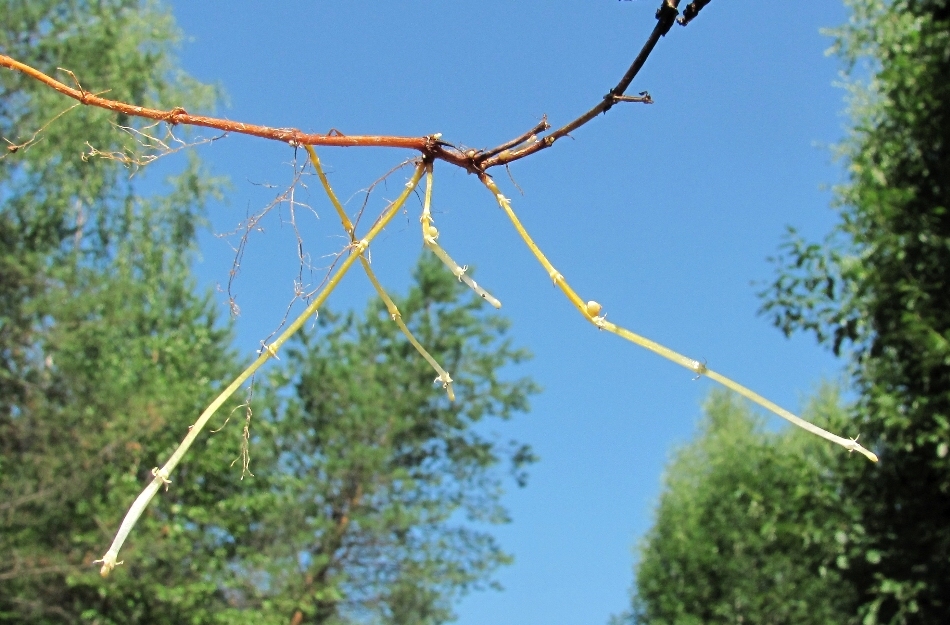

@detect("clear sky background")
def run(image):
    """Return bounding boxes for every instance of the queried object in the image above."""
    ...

[166,2,853,624]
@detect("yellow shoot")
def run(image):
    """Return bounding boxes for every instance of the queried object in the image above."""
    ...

[96,162,427,577]
[421,163,502,309]
[478,173,878,463]
[304,146,455,400]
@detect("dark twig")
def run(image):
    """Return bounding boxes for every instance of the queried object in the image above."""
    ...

[611,92,653,104]
[479,0,681,169]
[678,0,713,26]
[478,116,550,161]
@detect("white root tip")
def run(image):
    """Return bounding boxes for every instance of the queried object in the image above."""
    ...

[95,554,123,578]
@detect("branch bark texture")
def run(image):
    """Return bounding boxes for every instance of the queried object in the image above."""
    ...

[0,0,704,175]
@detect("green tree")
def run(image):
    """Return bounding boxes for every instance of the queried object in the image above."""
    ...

[631,1,950,622]
[2,4,537,623]
[629,389,860,625]
[0,2,263,623]
[760,0,950,621]
[231,255,538,625]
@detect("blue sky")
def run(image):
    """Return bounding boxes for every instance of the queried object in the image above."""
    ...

[168,2,853,623]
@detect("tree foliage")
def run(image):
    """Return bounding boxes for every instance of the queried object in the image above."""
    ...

[1,2,246,623]
[629,389,861,625]
[1,2,536,623]
[235,256,538,625]
[759,0,950,621]
[631,1,949,623]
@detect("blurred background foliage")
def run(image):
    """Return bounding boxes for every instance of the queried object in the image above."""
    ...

[631,1,950,623]
[0,2,536,623]
[4,0,950,624]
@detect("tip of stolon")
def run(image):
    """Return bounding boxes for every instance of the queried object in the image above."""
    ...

[96,554,121,577]
[848,437,879,462]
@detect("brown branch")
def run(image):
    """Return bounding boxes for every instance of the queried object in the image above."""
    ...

[0,0,710,174]
[479,116,551,160]
[0,53,463,161]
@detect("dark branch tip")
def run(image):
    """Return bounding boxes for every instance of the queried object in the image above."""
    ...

[678,0,711,26]
[655,0,680,36]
